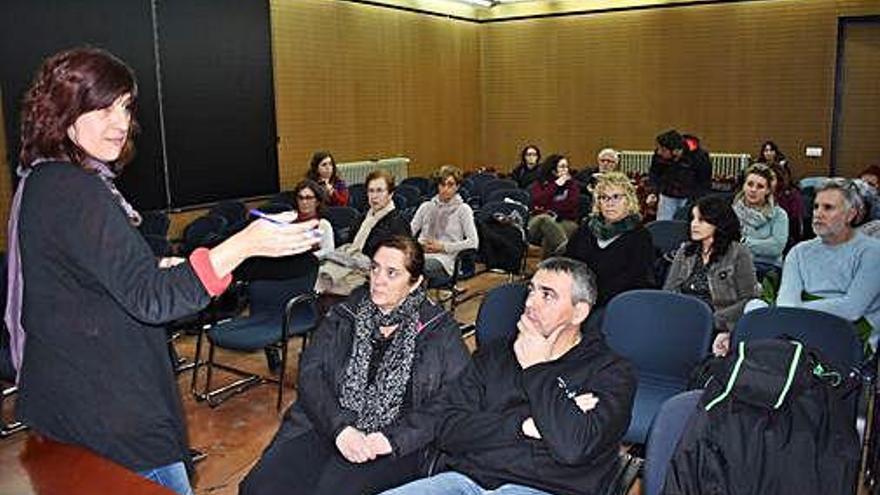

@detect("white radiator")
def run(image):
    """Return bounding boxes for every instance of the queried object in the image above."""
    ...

[619,150,750,179]
[337,157,410,185]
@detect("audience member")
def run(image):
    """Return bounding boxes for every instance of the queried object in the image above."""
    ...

[6,47,320,495]
[575,147,620,192]
[664,195,759,356]
[757,140,789,175]
[383,257,635,495]
[240,236,470,495]
[293,179,335,258]
[649,129,713,220]
[769,161,804,249]
[528,154,581,258]
[860,165,880,190]
[566,172,654,309]
[307,151,350,207]
[510,145,542,190]
[318,169,411,295]
[775,179,880,343]
[410,165,479,282]
[733,164,789,277]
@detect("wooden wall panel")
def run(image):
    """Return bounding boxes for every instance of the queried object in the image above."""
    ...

[480,0,880,179]
[271,0,482,182]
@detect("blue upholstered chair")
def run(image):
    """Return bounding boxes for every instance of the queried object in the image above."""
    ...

[643,390,703,495]
[602,289,713,444]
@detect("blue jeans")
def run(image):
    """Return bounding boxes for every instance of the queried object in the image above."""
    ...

[381,471,553,495]
[656,194,689,221]
[138,461,193,495]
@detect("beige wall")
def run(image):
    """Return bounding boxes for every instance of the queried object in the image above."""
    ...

[479,0,880,178]
[271,0,482,182]
[3,0,878,245]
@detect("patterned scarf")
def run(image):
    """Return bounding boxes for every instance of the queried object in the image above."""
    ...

[338,285,426,432]
[587,213,641,241]
[733,198,774,231]
[5,159,141,378]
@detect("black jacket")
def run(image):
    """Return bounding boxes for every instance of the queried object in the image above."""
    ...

[436,329,636,495]
[349,208,412,258]
[649,149,712,199]
[511,163,542,190]
[17,162,210,471]
[565,224,655,307]
[286,287,470,460]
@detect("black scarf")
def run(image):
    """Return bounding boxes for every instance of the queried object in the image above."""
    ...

[339,285,427,432]
[587,213,641,241]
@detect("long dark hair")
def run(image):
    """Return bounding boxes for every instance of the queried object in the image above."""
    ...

[20,47,139,169]
[540,154,566,182]
[684,195,741,264]
[307,150,338,184]
[519,144,541,167]
[293,179,328,217]
[758,140,786,165]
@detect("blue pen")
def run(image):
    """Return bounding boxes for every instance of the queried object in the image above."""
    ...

[249,209,292,225]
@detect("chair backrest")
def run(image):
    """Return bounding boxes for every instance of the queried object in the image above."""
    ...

[603,290,713,379]
[481,178,519,203]
[182,214,228,254]
[209,200,248,232]
[391,193,408,210]
[646,220,690,255]
[462,173,496,200]
[247,259,319,319]
[475,283,528,348]
[643,390,703,495]
[395,184,423,209]
[733,306,863,372]
[324,206,361,245]
[400,176,434,197]
[347,183,368,212]
[485,188,530,207]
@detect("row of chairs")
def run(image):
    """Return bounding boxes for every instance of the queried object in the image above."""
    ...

[469,283,866,493]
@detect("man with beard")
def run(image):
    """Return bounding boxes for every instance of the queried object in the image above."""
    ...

[776,178,880,343]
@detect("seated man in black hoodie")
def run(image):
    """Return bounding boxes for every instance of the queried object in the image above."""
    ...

[382,257,636,495]
[649,129,712,220]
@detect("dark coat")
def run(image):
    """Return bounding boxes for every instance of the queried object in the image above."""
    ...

[17,162,211,471]
[286,287,470,460]
[436,329,636,495]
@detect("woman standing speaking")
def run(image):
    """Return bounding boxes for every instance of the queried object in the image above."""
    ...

[5,47,319,494]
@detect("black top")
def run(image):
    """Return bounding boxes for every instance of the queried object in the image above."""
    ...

[436,329,636,495]
[287,287,470,460]
[17,162,212,471]
[681,257,712,306]
[565,224,655,307]
[648,148,712,199]
[510,164,542,190]
[348,209,412,259]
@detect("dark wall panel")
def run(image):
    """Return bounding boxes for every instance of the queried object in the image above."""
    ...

[0,0,167,210]
[157,0,279,206]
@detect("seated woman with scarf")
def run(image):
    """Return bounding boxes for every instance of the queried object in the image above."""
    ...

[733,163,789,280]
[565,172,654,326]
[410,165,479,284]
[318,169,411,295]
[240,235,470,495]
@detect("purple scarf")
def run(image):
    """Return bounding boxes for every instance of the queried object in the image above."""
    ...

[5,159,141,380]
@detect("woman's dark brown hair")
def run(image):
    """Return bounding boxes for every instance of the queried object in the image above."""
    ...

[292,179,328,217]
[19,47,138,169]
[306,151,338,184]
[373,235,424,283]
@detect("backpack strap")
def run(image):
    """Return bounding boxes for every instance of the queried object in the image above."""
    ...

[705,341,747,411]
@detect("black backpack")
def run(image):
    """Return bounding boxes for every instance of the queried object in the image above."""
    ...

[477,213,526,274]
[663,339,861,495]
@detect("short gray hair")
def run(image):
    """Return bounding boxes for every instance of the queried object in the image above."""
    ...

[816,178,865,221]
[597,148,620,162]
[536,257,597,306]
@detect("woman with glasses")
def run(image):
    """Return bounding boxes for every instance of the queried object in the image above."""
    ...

[241,235,469,495]
[292,179,335,258]
[733,164,789,279]
[307,151,350,207]
[318,170,411,295]
[664,195,760,357]
[409,165,478,282]
[565,172,654,309]
[528,154,581,258]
